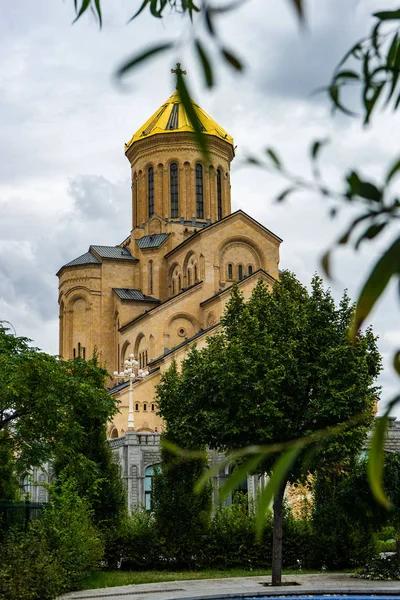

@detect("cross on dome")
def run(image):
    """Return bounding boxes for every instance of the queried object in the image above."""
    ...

[171,63,187,77]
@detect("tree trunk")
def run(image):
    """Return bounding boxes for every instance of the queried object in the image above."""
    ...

[271,478,287,586]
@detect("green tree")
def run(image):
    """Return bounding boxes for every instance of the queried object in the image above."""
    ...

[157,273,382,583]
[152,432,212,567]
[52,357,127,529]
[312,452,400,568]
[0,323,125,529]
[0,431,19,501]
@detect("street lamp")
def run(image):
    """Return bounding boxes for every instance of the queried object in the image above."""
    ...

[113,354,149,431]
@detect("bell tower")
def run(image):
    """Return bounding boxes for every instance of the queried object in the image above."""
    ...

[124,67,235,230]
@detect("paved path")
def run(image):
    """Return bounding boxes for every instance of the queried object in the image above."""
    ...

[60,573,400,600]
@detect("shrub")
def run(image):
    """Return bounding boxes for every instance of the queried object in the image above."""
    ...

[104,510,161,570]
[355,554,400,580]
[202,494,272,569]
[0,480,103,600]
[152,440,212,568]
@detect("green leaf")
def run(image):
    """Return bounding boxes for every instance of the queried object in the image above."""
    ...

[266,148,281,169]
[386,156,400,183]
[276,187,295,203]
[221,48,243,72]
[288,0,304,22]
[177,72,210,162]
[357,180,382,203]
[364,83,384,126]
[321,250,331,278]
[218,455,264,502]
[255,446,301,540]
[351,236,400,336]
[94,0,102,27]
[73,0,91,23]
[311,138,329,160]
[334,70,360,80]
[394,351,400,376]
[195,39,214,88]
[116,42,174,79]
[368,415,391,509]
[128,0,151,22]
[328,84,357,117]
[374,10,400,21]
[355,222,387,250]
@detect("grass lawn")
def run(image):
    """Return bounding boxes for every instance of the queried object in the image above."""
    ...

[81,568,325,590]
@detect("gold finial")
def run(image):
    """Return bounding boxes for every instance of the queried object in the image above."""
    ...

[171,63,187,77]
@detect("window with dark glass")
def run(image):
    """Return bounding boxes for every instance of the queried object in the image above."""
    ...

[195,163,204,218]
[149,260,153,294]
[228,263,233,280]
[248,265,253,276]
[135,403,139,411]
[170,162,179,217]
[145,464,161,510]
[143,403,147,412]
[148,167,154,217]
[178,275,181,291]
[194,265,198,281]
[217,169,222,220]
[187,269,191,286]
[238,264,243,280]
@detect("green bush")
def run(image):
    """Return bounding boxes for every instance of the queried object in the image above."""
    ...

[104,510,161,570]
[203,494,272,569]
[355,554,400,580]
[152,441,212,568]
[0,480,103,600]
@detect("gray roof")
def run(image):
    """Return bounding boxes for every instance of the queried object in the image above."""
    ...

[62,252,101,268]
[135,234,169,249]
[90,245,137,261]
[113,288,160,303]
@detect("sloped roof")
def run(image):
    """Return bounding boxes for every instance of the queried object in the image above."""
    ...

[125,90,233,149]
[135,234,169,249]
[62,252,101,269]
[113,288,160,303]
[90,245,137,261]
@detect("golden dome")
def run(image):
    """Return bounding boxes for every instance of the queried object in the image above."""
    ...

[125,90,234,150]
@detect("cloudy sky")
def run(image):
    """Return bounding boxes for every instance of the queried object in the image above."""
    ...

[1,0,399,413]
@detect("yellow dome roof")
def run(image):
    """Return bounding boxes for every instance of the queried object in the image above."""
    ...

[125,90,234,150]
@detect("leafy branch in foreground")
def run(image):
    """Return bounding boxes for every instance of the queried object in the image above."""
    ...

[326,9,400,125]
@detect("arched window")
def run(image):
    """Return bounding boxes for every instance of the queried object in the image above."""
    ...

[149,260,153,294]
[170,162,179,218]
[194,265,198,281]
[148,167,154,217]
[248,265,253,276]
[110,427,119,439]
[145,464,161,510]
[195,163,204,218]
[143,403,147,412]
[227,263,233,280]
[21,474,30,498]
[238,264,243,280]
[151,403,155,412]
[187,269,191,286]
[135,403,139,411]
[217,168,222,220]
[178,275,181,291]
[172,279,175,295]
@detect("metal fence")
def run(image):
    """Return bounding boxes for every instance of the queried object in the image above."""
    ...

[0,501,46,535]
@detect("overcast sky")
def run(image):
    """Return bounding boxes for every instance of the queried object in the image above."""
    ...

[1,0,399,413]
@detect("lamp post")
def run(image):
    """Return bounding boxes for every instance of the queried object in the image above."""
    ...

[113,354,149,431]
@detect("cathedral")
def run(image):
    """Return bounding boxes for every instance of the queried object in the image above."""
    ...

[56,73,282,508]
